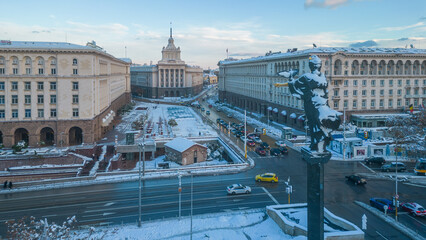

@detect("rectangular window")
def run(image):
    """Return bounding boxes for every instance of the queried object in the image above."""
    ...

[25,109,31,118]
[0,95,4,104]
[353,80,357,86]
[37,82,44,90]
[397,89,402,95]
[353,100,357,108]
[38,68,44,75]
[12,82,18,90]
[51,68,56,75]
[333,101,339,108]
[344,80,348,86]
[343,100,348,108]
[0,110,4,119]
[362,80,367,86]
[389,99,393,107]
[397,99,401,107]
[72,95,79,104]
[12,95,18,104]
[380,99,384,107]
[389,89,393,95]
[362,90,366,96]
[353,90,357,96]
[333,90,339,96]
[389,80,393,86]
[13,68,18,75]
[406,99,409,106]
[362,99,366,108]
[72,82,79,90]
[406,79,410,85]
[334,80,338,86]
[380,90,384,96]
[50,109,57,117]
[73,69,78,75]
[37,95,44,104]
[406,89,411,95]
[414,89,419,95]
[398,80,402,86]
[0,82,4,90]
[50,82,56,90]
[0,68,5,74]
[380,80,385,87]
[72,108,79,117]
[371,99,375,107]
[371,90,375,96]
[12,109,18,118]
[26,68,31,75]
[25,95,31,104]
[25,82,31,90]
[415,79,418,85]
[371,80,376,86]
[50,95,56,104]
[38,109,44,118]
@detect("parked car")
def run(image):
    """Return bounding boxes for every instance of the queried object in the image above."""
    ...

[381,162,406,172]
[369,198,398,212]
[247,140,256,147]
[255,147,267,156]
[275,140,286,147]
[236,132,243,138]
[206,110,210,115]
[216,118,221,123]
[345,175,367,185]
[231,129,238,135]
[208,104,212,108]
[401,202,426,217]
[270,148,281,156]
[255,173,278,183]
[253,137,262,144]
[260,142,270,149]
[226,184,251,195]
[201,107,205,112]
[227,113,233,118]
[279,146,289,154]
[364,156,386,165]
[231,123,238,128]
[240,136,248,142]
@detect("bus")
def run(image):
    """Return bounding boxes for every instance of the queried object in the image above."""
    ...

[414,158,426,176]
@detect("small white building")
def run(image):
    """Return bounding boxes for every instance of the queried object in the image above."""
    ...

[165,137,207,165]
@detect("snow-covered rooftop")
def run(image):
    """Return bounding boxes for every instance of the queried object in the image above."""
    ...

[165,137,205,152]
[220,47,426,65]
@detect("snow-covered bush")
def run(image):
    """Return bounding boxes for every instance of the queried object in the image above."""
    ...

[6,216,77,239]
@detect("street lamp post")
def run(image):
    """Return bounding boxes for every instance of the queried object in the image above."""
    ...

[395,140,399,221]
[178,170,182,218]
[190,172,193,240]
[138,142,143,227]
[343,107,346,161]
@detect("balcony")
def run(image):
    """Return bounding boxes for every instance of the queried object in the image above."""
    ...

[332,96,340,99]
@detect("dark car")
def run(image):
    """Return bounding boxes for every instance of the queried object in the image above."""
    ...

[345,175,367,185]
[216,118,221,123]
[279,146,289,154]
[370,198,398,213]
[381,162,406,172]
[260,142,270,149]
[365,156,386,165]
[270,148,281,156]
[255,147,267,156]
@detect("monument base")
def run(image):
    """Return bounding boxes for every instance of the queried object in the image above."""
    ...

[302,147,332,240]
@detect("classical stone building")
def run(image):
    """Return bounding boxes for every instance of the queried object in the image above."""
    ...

[218,47,426,129]
[164,137,207,165]
[131,28,203,99]
[0,41,131,147]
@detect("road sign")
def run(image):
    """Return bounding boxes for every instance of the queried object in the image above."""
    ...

[178,187,182,192]
[362,214,367,230]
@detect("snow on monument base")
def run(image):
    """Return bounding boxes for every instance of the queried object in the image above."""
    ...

[266,204,364,240]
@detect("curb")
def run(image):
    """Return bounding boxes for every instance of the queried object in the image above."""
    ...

[354,200,425,240]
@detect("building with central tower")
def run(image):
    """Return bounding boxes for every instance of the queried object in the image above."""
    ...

[131,28,203,99]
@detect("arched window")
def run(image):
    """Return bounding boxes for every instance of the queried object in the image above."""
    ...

[72,58,78,65]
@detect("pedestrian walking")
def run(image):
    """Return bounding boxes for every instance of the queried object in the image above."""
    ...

[3,181,7,189]
[8,181,12,189]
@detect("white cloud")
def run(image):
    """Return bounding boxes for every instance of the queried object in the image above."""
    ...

[305,0,350,9]
[380,22,425,31]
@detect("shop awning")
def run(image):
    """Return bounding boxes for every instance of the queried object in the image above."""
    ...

[290,113,297,119]
[273,108,278,113]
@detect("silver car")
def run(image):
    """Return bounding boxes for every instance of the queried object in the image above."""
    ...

[226,184,251,195]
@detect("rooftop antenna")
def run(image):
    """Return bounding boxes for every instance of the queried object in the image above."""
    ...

[226,48,229,59]
[125,46,127,58]
[170,22,172,38]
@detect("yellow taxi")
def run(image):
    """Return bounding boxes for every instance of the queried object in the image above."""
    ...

[255,173,278,183]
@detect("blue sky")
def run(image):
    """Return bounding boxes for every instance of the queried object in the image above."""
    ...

[1,0,425,69]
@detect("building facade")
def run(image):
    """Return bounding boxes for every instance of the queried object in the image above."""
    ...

[0,41,131,147]
[218,47,426,129]
[131,28,203,99]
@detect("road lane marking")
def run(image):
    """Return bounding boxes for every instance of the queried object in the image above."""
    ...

[42,214,57,218]
[406,214,426,227]
[375,231,389,240]
[82,212,115,218]
[104,202,115,207]
[403,183,426,188]
[262,187,279,204]
[360,162,375,173]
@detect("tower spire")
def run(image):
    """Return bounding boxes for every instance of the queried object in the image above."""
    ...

[170,22,172,38]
